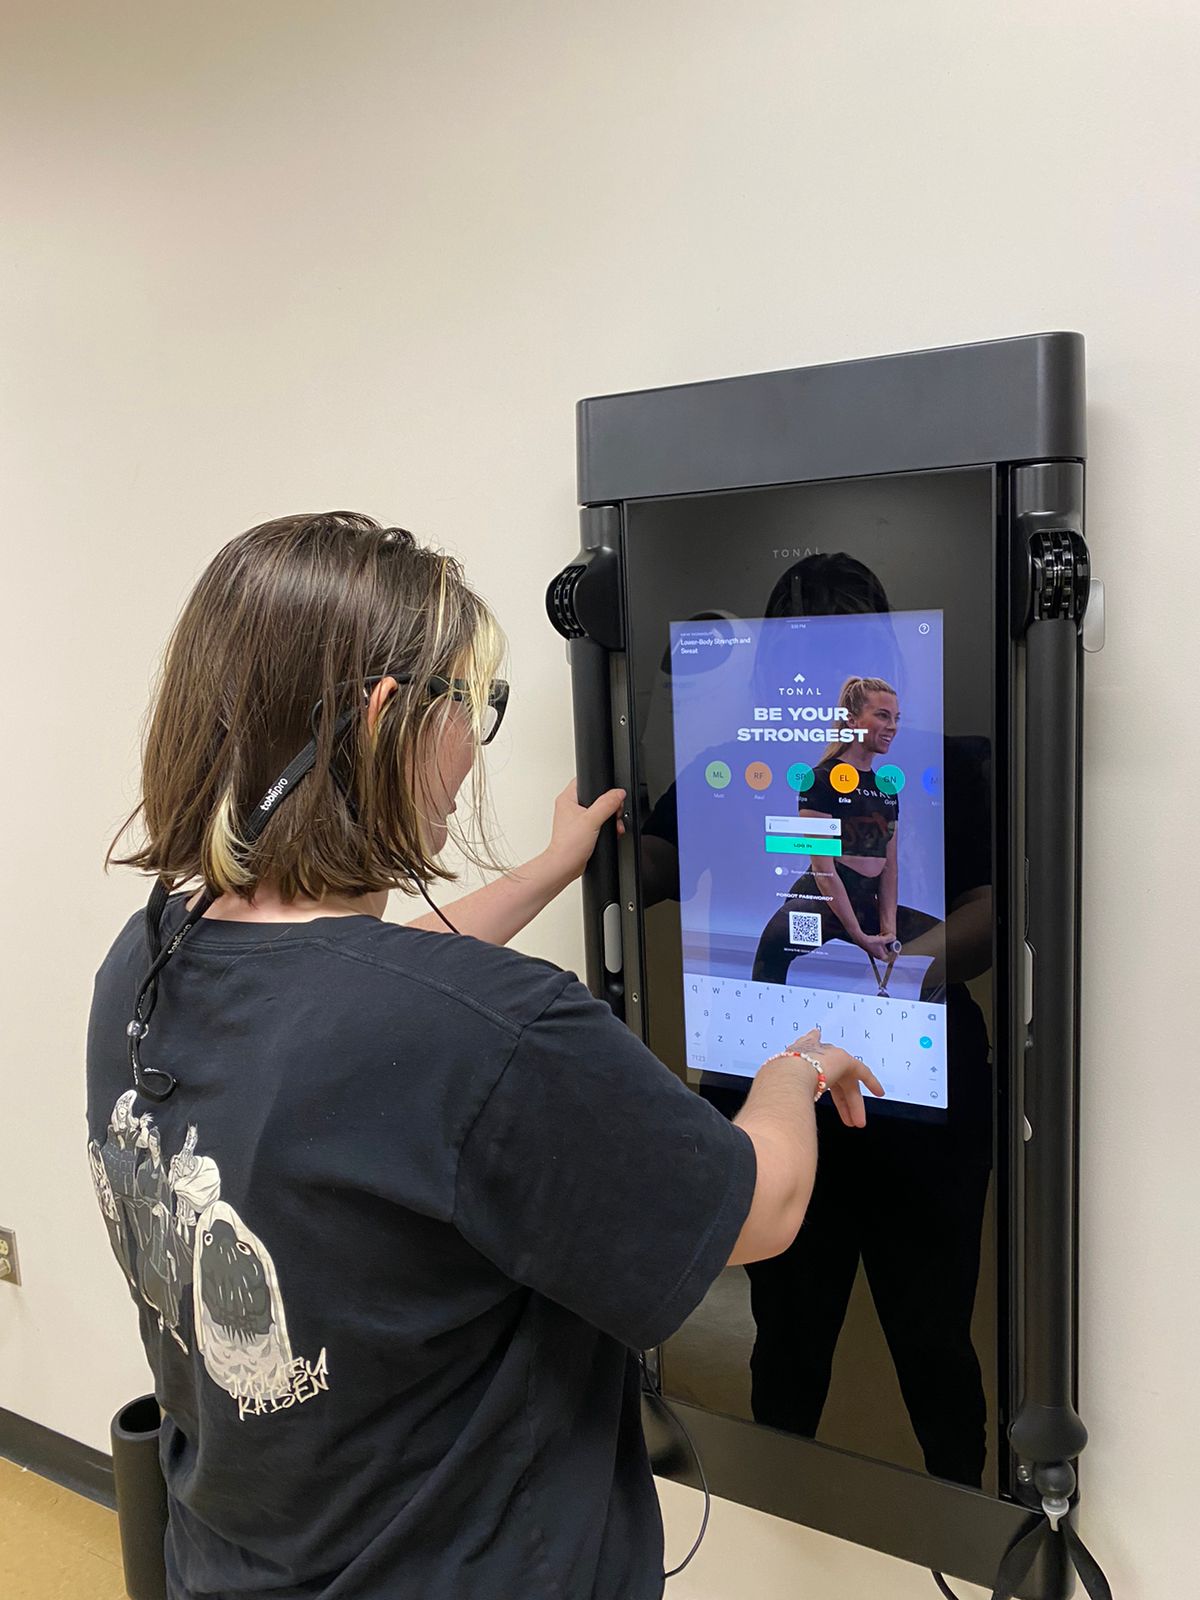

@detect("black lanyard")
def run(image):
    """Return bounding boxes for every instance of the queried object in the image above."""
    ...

[126,707,358,1102]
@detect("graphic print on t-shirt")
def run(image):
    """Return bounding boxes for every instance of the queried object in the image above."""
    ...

[88,1092,330,1419]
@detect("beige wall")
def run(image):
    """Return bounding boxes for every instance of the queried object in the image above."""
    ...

[2,3,1196,1596]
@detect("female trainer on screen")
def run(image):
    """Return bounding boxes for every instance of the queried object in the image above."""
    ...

[86,511,879,1600]
[752,675,937,991]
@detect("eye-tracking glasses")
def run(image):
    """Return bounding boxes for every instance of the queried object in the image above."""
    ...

[330,671,510,746]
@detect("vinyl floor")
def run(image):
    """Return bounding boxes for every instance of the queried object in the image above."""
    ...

[0,1455,127,1599]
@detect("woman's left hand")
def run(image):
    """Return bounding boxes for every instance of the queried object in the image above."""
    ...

[541,779,626,886]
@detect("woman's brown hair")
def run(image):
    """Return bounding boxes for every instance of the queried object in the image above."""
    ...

[107,512,505,902]
[816,675,898,766]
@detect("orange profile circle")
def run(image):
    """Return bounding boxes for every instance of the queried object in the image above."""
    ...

[830,762,860,794]
[744,761,773,791]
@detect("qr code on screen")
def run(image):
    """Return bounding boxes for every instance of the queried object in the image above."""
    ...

[788,911,822,947]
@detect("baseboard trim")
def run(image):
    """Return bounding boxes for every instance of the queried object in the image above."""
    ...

[0,1406,115,1509]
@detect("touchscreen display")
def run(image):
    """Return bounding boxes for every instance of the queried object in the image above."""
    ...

[669,611,947,1113]
[623,467,1002,1493]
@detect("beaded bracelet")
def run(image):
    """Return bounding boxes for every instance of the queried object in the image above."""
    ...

[764,1048,828,1100]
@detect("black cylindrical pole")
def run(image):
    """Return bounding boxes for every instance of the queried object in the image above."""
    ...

[1009,500,1090,1476]
[110,1395,167,1600]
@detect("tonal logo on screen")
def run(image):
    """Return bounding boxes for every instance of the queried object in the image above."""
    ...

[771,546,821,558]
[779,672,821,698]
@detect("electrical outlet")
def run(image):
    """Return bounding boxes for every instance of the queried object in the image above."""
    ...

[0,1227,20,1287]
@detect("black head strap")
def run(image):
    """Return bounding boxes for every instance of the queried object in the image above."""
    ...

[127,707,357,1102]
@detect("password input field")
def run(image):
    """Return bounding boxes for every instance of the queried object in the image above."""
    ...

[764,815,842,837]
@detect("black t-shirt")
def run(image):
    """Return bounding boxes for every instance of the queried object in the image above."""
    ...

[797,764,898,859]
[86,894,756,1600]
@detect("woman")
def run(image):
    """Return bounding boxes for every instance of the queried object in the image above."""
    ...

[752,675,938,991]
[87,512,879,1600]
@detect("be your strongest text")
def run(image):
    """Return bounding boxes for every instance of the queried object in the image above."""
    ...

[736,706,869,744]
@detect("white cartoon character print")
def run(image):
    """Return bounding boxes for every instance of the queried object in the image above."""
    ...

[87,1139,134,1287]
[192,1200,294,1409]
[88,1094,329,1419]
[98,1090,142,1267]
[134,1121,189,1352]
[168,1125,221,1233]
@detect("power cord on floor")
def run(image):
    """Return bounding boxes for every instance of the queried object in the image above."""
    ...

[639,1352,711,1578]
[932,1575,964,1600]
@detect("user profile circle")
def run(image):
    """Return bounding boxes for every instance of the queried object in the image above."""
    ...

[744,761,772,791]
[876,764,906,795]
[705,760,732,789]
[786,762,816,793]
[830,762,859,794]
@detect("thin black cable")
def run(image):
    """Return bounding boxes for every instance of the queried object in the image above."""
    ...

[658,1397,710,1578]
[639,1354,711,1579]
[931,1574,964,1600]
[417,881,461,935]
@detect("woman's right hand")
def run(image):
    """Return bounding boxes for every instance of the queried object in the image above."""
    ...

[788,1026,885,1129]
[541,780,626,887]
